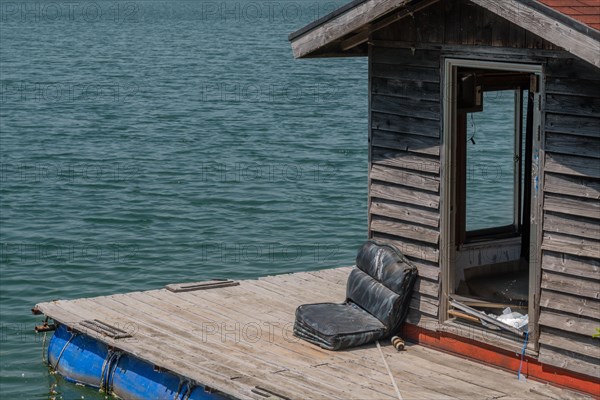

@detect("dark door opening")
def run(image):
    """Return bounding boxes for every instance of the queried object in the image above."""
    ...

[447,66,540,338]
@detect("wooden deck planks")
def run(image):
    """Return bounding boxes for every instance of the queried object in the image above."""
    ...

[40,299,260,399]
[70,293,344,399]
[35,267,592,400]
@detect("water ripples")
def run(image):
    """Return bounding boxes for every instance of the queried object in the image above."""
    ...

[1,1,366,398]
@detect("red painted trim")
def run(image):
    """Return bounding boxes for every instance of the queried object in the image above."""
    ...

[402,323,600,397]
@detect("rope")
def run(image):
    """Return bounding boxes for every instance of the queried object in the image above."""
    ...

[99,351,113,390]
[106,352,122,393]
[182,382,193,400]
[517,331,529,381]
[100,350,122,393]
[175,378,193,400]
[41,331,48,363]
[175,378,185,399]
[53,331,76,371]
[376,340,403,400]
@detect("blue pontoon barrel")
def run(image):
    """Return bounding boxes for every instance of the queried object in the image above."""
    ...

[48,324,224,400]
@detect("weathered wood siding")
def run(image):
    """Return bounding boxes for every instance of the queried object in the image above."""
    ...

[538,57,600,379]
[372,0,560,50]
[367,0,600,379]
[368,45,442,329]
[368,0,558,330]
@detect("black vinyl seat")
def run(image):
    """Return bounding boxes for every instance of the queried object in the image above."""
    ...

[295,303,386,350]
[293,240,418,350]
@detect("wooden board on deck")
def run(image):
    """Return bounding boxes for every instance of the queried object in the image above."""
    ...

[34,267,590,400]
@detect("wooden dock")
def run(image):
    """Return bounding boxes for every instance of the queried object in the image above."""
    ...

[34,267,590,400]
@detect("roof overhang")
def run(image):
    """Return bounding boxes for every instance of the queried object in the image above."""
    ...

[289,0,600,68]
[289,0,427,58]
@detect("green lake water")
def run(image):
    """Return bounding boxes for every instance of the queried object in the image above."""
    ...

[1,1,366,398]
[0,1,519,398]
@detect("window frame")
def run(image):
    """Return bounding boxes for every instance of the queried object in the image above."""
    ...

[440,58,544,351]
[459,86,527,244]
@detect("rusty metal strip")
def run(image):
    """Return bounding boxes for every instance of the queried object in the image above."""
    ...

[78,319,132,339]
[165,279,239,293]
[251,386,292,400]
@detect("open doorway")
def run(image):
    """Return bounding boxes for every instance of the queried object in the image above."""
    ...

[442,60,543,343]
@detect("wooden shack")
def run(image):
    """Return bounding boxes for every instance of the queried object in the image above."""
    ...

[290,0,599,391]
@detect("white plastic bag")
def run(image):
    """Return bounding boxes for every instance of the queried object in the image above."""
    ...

[497,307,528,331]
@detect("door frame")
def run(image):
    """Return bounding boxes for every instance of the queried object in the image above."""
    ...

[440,58,544,350]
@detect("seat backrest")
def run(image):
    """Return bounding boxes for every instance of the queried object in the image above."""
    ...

[346,240,418,333]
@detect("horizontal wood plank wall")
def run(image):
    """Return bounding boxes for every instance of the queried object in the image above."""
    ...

[368,45,442,327]
[367,0,560,332]
[538,57,600,380]
[367,0,599,380]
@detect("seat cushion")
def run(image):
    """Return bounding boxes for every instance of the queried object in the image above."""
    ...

[346,269,401,329]
[356,240,417,294]
[293,303,386,350]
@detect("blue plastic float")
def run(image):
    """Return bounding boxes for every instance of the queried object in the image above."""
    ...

[48,324,225,400]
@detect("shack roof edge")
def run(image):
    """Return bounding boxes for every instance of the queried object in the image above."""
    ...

[288,0,600,67]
